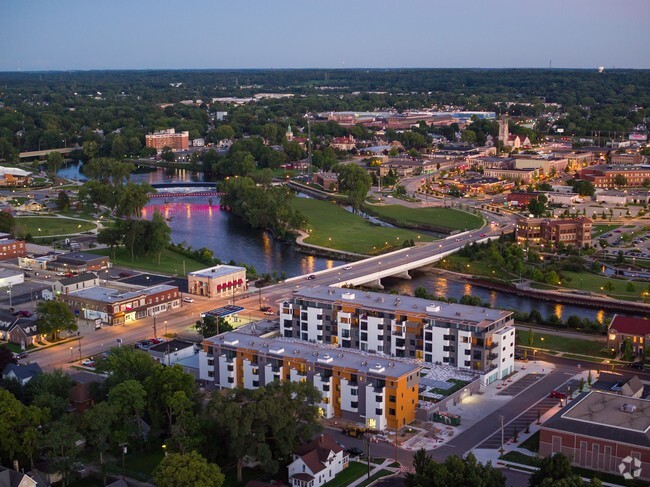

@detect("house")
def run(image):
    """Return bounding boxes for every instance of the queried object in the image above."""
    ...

[3,363,42,385]
[288,434,349,487]
[69,371,107,413]
[330,136,356,151]
[147,339,196,366]
[0,167,32,187]
[608,315,650,358]
[16,200,44,213]
[0,465,38,487]
[7,319,41,347]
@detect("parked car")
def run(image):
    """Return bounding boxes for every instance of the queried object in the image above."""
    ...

[182,296,195,303]
[13,352,28,360]
[343,266,352,270]
[16,310,33,317]
[118,272,132,278]
[550,390,567,399]
[307,275,316,280]
[81,359,95,368]
[260,306,272,312]
[628,362,645,370]
[345,447,364,457]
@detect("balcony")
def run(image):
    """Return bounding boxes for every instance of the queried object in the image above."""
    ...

[487,352,499,361]
[485,341,499,351]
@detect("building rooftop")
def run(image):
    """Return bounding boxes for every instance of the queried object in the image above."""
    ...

[189,265,246,279]
[68,284,177,304]
[609,315,650,336]
[586,164,650,172]
[292,287,512,328]
[207,330,421,379]
[58,272,98,286]
[148,339,194,353]
[57,252,106,263]
[563,390,650,433]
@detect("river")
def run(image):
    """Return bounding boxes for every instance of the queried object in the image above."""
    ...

[58,162,621,322]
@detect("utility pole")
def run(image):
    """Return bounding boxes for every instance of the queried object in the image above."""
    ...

[152,313,157,338]
[499,415,505,456]
[366,434,371,480]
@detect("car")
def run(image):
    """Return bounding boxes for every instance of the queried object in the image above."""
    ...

[182,296,194,303]
[81,359,95,368]
[345,447,364,457]
[550,390,567,399]
[343,266,352,270]
[264,311,275,316]
[23,267,33,271]
[260,306,272,312]
[109,274,120,279]
[480,233,486,237]
[56,272,65,276]
[13,352,28,360]
[118,272,132,278]
[628,362,645,370]
[514,352,524,360]
[17,310,33,317]
[73,462,87,477]
[307,275,316,280]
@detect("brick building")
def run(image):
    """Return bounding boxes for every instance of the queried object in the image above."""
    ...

[145,128,190,151]
[47,252,110,273]
[506,192,544,207]
[0,238,26,261]
[516,218,592,248]
[188,265,247,299]
[607,315,650,359]
[580,164,650,188]
[539,390,650,482]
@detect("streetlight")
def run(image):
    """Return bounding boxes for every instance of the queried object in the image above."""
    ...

[70,346,73,360]
[164,320,168,335]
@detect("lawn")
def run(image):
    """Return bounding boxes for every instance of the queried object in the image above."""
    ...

[516,330,608,357]
[559,270,647,300]
[88,247,206,274]
[519,431,540,453]
[364,204,484,232]
[436,254,514,281]
[591,224,620,238]
[322,461,368,487]
[500,450,537,467]
[357,469,392,487]
[293,197,434,255]
[15,217,95,237]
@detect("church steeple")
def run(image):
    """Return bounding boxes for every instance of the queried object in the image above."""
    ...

[286,124,294,141]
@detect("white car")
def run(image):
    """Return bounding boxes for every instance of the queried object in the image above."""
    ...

[182,297,194,303]
[343,266,352,270]
[81,359,95,368]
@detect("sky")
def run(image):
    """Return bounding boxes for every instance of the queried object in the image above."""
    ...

[1,0,649,71]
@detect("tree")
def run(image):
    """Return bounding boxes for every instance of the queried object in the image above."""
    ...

[102,347,157,385]
[203,381,322,482]
[161,146,175,162]
[527,195,548,217]
[214,124,234,141]
[613,174,627,187]
[195,315,233,338]
[0,389,44,469]
[36,300,77,340]
[154,451,224,487]
[42,417,82,487]
[0,345,16,373]
[82,140,98,160]
[405,449,505,487]
[108,379,147,441]
[0,211,15,233]
[144,364,196,436]
[572,180,595,197]
[529,453,583,487]
[544,270,561,286]
[56,191,71,211]
[149,210,172,264]
[96,225,123,258]
[337,163,372,213]
[46,151,64,172]
[81,401,116,467]
[527,328,535,346]
[116,182,152,219]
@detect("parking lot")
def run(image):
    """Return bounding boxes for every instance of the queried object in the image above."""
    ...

[119,272,189,292]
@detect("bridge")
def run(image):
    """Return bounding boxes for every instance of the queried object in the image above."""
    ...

[257,220,516,304]
[19,147,77,159]
[150,182,217,189]
[148,191,223,199]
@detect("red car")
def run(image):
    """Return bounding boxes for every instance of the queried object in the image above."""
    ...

[550,390,566,399]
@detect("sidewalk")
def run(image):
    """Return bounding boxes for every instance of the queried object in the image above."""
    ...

[347,458,401,487]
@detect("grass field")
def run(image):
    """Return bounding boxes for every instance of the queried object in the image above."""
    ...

[89,247,206,274]
[322,461,367,487]
[15,217,95,237]
[293,198,434,255]
[436,254,513,281]
[560,270,647,299]
[364,204,484,232]
[591,224,620,238]
[357,469,392,487]
[516,330,607,357]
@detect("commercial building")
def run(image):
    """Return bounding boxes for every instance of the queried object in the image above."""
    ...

[199,328,422,430]
[483,167,538,183]
[0,167,32,187]
[506,192,544,207]
[595,190,650,206]
[607,316,650,359]
[516,218,592,248]
[60,284,180,326]
[0,269,24,288]
[580,164,650,189]
[312,171,338,191]
[145,128,190,151]
[280,287,515,385]
[50,273,99,297]
[539,390,650,482]
[610,152,645,165]
[187,265,247,298]
[0,238,26,261]
[46,252,110,273]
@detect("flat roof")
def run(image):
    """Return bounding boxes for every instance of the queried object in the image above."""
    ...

[68,284,177,303]
[587,164,650,172]
[544,391,650,447]
[188,265,246,278]
[208,331,421,379]
[292,287,511,328]
[57,252,106,263]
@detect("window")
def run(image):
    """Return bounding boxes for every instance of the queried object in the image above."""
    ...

[389,408,396,415]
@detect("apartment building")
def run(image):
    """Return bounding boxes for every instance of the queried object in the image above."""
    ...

[279,287,515,385]
[0,238,26,261]
[580,164,650,188]
[145,128,189,151]
[199,329,421,430]
[516,218,592,248]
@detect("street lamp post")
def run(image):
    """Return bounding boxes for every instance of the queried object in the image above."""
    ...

[152,313,157,338]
